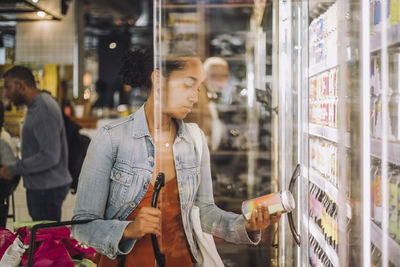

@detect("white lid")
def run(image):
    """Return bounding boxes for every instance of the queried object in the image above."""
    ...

[281,190,295,212]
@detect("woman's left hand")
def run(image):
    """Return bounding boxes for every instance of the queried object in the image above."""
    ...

[244,204,281,232]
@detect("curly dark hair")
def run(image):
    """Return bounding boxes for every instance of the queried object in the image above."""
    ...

[119,48,154,91]
[119,47,197,91]
[3,66,36,88]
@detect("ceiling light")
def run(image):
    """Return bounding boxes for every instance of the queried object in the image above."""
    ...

[37,11,46,18]
[109,42,117,49]
[32,0,39,3]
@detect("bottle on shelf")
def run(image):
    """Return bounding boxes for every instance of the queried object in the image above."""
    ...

[388,170,400,239]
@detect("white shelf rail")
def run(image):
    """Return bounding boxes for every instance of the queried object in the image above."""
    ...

[370,138,400,165]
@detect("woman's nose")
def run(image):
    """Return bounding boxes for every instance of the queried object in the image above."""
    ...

[189,89,198,104]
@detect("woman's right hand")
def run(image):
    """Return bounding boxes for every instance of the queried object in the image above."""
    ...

[122,207,161,240]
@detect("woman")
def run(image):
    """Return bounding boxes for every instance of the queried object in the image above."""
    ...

[72,49,281,267]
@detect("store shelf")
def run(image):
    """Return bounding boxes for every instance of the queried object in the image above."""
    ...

[370,138,400,165]
[309,168,337,200]
[162,4,198,8]
[309,1,335,19]
[222,56,246,61]
[204,3,253,8]
[211,150,270,160]
[371,221,400,267]
[217,104,246,112]
[307,167,352,219]
[370,23,400,53]
[308,217,339,267]
[162,3,253,9]
[308,123,350,147]
[309,57,338,77]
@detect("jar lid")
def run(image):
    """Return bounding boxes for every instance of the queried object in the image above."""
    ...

[281,190,295,212]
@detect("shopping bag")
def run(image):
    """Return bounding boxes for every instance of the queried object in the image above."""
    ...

[21,226,71,246]
[21,239,74,267]
[63,238,96,261]
[0,228,16,259]
[16,219,95,267]
[0,237,26,267]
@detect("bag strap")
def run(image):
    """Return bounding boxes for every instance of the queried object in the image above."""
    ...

[186,123,203,161]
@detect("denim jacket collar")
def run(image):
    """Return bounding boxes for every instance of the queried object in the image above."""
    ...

[132,104,191,143]
[132,105,151,138]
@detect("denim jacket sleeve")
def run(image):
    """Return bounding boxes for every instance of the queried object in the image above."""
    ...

[71,127,135,259]
[194,130,261,245]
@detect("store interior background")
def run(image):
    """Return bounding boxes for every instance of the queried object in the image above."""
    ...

[0,0,278,266]
[2,0,400,266]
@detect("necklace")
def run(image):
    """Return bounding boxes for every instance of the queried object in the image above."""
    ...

[164,123,172,148]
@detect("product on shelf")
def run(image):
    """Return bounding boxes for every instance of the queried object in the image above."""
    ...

[371,162,378,218]
[371,160,400,245]
[371,245,381,267]
[371,51,400,141]
[370,0,400,34]
[209,32,246,57]
[389,171,400,239]
[389,52,400,141]
[371,56,387,139]
[310,138,338,185]
[167,12,199,55]
[309,182,338,253]
[309,2,338,69]
[309,235,334,267]
[309,68,338,128]
[398,172,400,242]
[374,166,383,224]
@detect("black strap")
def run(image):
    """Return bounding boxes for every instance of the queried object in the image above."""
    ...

[117,254,126,267]
[150,173,165,267]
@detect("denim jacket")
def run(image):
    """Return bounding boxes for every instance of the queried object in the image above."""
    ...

[71,105,260,262]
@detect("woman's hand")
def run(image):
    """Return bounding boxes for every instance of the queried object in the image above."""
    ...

[122,207,161,241]
[244,204,281,232]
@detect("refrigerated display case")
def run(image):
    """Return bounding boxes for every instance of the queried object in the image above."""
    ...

[274,0,400,266]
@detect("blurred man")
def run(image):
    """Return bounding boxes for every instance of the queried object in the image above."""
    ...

[0,66,72,221]
[185,57,229,151]
[203,57,229,97]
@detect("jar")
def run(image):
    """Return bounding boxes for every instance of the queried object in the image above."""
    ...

[241,190,295,220]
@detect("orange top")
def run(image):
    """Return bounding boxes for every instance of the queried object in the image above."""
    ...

[96,177,193,267]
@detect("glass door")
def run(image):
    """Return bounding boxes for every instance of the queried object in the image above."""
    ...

[155,1,279,266]
[274,0,306,266]
[369,0,400,266]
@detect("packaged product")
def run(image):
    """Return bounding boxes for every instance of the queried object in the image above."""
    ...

[389,172,400,238]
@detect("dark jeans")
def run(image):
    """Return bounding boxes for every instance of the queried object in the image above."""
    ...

[26,184,70,221]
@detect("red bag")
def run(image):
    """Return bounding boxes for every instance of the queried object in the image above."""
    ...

[0,227,17,259]
[21,239,74,267]
[21,226,70,246]
[63,238,96,261]
[16,225,95,266]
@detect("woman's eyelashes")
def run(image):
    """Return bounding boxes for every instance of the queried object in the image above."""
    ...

[183,77,196,89]
[184,82,195,89]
